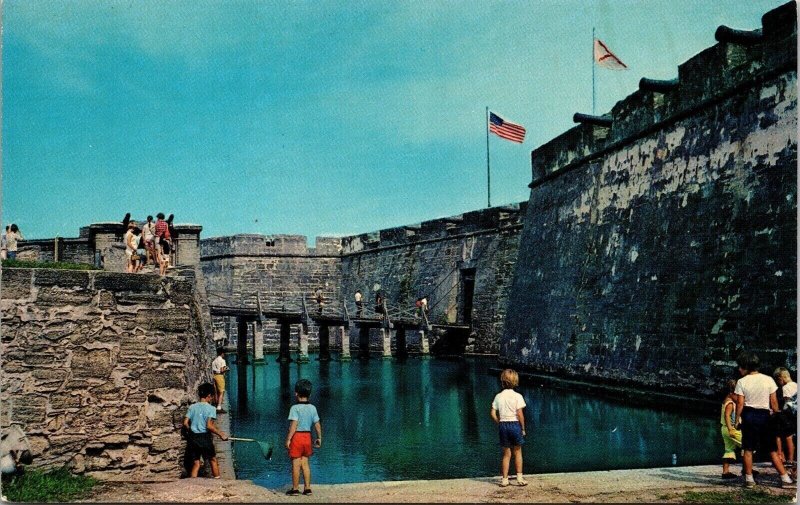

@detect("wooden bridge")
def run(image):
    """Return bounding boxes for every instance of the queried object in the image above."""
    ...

[207,292,467,363]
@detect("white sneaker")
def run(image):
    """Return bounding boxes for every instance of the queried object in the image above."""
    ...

[516,477,528,486]
[499,478,509,487]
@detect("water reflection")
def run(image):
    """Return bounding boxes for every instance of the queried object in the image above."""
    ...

[227,355,717,488]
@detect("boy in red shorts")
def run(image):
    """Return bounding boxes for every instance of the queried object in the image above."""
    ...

[285,379,322,496]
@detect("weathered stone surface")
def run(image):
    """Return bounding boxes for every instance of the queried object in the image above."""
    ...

[136,309,191,331]
[154,335,187,353]
[36,287,94,305]
[71,349,113,378]
[33,269,91,288]
[94,272,163,293]
[50,393,83,410]
[115,292,168,305]
[97,290,116,309]
[150,433,181,453]
[1,268,33,299]
[11,394,48,424]
[139,370,184,391]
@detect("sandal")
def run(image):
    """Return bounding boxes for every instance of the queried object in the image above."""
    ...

[286,489,300,496]
[303,489,313,495]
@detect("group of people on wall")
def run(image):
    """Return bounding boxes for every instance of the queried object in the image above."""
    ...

[123,213,174,275]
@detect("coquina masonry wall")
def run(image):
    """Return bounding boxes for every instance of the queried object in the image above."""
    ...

[340,205,524,354]
[502,2,797,397]
[1,267,216,480]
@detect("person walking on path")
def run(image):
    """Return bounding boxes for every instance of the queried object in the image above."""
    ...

[354,290,363,318]
[285,379,322,496]
[183,383,228,478]
[6,224,24,260]
[720,379,742,479]
[490,369,528,487]
[734,351,794,488]
[212,348,229,414]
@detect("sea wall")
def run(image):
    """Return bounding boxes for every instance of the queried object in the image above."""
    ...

[502,2,797,397]
[0,267,216,480]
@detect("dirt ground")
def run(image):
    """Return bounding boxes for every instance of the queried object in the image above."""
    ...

[83,464,797,503]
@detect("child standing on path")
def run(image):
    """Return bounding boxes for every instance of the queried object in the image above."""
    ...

[183,383,228,478]
[720,379,742,479]
[490,369,528,487]
[285,379,322,496]
[212,348,229,414]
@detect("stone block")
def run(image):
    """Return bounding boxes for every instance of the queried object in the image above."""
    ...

[94,272,163,293]
[71,349,113,378]
[36,287,94,305]
[154,335,187,353]
[136,309,191,332]
[139,370,185,391]
[0,269,32,299]
[31,368,69,386]
[150,433,181,452]
[115,292,169,305]
[33,269,91,288]
[97,290,116,309]
[23,347,62,366]
[98,434,131,445]
[50,393,82,410]
[11,394,48,424]
[46,435,87,458]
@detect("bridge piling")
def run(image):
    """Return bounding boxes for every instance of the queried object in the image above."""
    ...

[381,328,392,359]
[298,324,310,363]
[419,329,429,355]
[253,321,264,362]
[358,326,370,359]
[339,326,351,361]
[237,317,249,364]
[278,322,291,362]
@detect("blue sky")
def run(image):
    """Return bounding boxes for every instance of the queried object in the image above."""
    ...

[2,0,783,240]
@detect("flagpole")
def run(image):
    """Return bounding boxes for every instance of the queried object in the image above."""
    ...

[592,26,595,115]
[486,107,491,208]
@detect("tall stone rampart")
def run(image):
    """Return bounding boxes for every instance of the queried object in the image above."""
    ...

[502,2,797,397]
[0,267,216,480]
[340,204,525,353]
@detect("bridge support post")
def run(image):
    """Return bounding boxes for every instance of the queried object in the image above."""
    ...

[318,325,331,362]
[381,328,393,359]
[358,326,370,359]
[253,321,264,363]
[237,317,249,365]
[339,326,351,361]
[278,321,291,362]
[419,329,429,355]
[298,324,310,363]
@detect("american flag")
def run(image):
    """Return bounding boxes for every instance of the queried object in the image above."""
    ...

[489,112,526,143]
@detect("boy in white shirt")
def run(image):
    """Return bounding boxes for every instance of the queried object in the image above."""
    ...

[211,348,229,413]
[734,352,793,488]
[490,369,528,487]
[773,367,797,473]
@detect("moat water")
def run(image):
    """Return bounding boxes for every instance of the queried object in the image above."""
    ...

[227,355,718,488]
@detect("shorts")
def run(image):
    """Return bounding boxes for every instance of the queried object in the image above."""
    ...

[498,421,525,448]
[186,431,216,461]
[213,374,225,393]
[289,432,313,458]
[771,409,796,439]
[721,425,742,460]
[741,407,777,453]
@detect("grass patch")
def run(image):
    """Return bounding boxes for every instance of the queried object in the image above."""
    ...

[2,259,98,270]
[2,467,97,502]
[680,488,794,503]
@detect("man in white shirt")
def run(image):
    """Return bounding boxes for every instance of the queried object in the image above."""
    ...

[734,351,793,488]
[211,348,229,414]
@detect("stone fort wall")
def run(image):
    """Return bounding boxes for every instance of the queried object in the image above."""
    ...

[0,267,216,480]
[501,2,797,397]
[200,204,525,354]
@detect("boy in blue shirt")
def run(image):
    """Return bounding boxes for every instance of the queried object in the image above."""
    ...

[183,382,228,478]
[285,379,322,496]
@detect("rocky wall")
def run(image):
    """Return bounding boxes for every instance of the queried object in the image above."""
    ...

[502,2,797,397]
[0,267,216,480]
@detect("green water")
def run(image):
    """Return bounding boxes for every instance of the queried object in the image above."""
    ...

[227,355,718,488]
